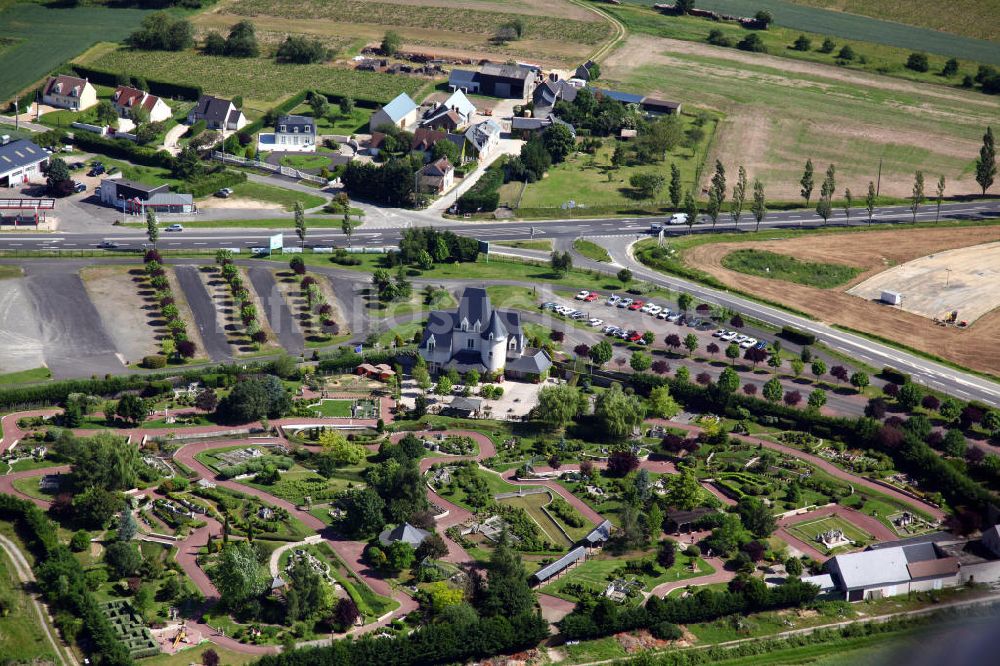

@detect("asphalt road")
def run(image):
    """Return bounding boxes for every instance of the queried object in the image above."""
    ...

[173,265,232,363]
[246,266,304,355]
[1,200,998,252]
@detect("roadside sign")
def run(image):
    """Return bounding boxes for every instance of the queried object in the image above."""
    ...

[478,240,489,254]
[268,233,283,252]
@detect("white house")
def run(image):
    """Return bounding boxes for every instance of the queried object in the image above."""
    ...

[421,90,476,131]
[417,157,454,194]
[463,119,502,160]
[369,92,418,131]
[111,86,172,123]
[42,75,97,112]
[260,114,316,153]
[419,287,551,378]
[187,95,247,131]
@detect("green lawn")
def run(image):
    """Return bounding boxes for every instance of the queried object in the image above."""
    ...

[786,515,874,554]
[0,366,49,385]
[308,398,353,417]
[378,321,424,347]
[286,103,371,135]
[141,644,257,666]
[573,239,612,263]
[0,544,58,662]
[517,113,718,212]
[492,239,554,251]
[497,492,575,549]
[229,181,326,211]
[239,465,350,506]
[313,542,398,619]
[720,249,862,288]
[277,151,340,172]
[0,4,155,102]
[542,551,713,601]
[11,476,56,502]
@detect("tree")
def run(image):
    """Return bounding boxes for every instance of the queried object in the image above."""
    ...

[943,428,967,457]
[275,35,328,63]
[383,541,415,571]
[117,511,137,542]
[763,377,783,403]
[589,340,613,367]
[976,126,996,195]
[116,393,147,426]
[842,187,852,224]
[201,649,221,666]
[535,384,580,431]
[127,12,194,51]
[648,385,680,418]
[594,383,646,441]
[738,496,776,538]
[717,366,740,394]
[542,123,575,163]
[910,170,925,223]
[942,58,959,77]
[706,160,726,228]
[318,430,367,464]
[816,165,834,225]
[434,376,453,396]
[683,333,698,356]
[683,190,699,231]
[940,398,961,423]
[906,52,929,72]
[342,213,354,247]
[935,175,946,222]
[850,372,870,392]
[669,163,683,210]
[808,389,827,410]
[865,181,877,226]
[785,557,803,576]
[678,293,693,312]
[45,156,73,197]
[800,159,815,206]
[607,448,640,476]
[617,267,633,286]
[381,30,401,56]
[340,488,385,537]
[215,541,266,607]
[309,92,329,121]
[339,96,355,117]
[104,542,141,579]
[203,30,226,55]
[550,250,573,276]
[294,201,306,248]
[751,178,766,231]
[630,172,665,199]
[630,351,652,372]
[676,0,695,13]
[480,536,535,618]
[729,166,747,230]
[224,20,259,57]
[836,45,855,61]
[725,343,740,365]
[95,100,118,127]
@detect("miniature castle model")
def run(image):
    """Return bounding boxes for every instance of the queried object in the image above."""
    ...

[817,528,851,549]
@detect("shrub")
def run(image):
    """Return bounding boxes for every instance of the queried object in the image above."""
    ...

[779,326,816,345]
[142,355,167,369]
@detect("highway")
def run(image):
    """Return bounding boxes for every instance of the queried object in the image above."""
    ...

[0,200,998,252]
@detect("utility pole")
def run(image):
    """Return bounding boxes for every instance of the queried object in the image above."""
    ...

[876,158,882,198]
[13,95,18,130]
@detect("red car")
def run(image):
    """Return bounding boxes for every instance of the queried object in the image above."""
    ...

[627,331,644,342]
[584,291,600,302]
[628,300,644,311]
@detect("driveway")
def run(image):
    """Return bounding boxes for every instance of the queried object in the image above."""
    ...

[247,266,304,355]
[22,263,125,378]
[173,265,232,362]
[161,123,188,156]
[425,137,523,213]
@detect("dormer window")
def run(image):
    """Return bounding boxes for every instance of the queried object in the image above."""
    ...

[427,335,435,350]
[54,83,62,93]
[279,125,286,132]
[460,318,468,331]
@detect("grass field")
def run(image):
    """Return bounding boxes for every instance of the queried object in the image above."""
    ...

[0,543,57,662]
[573,239,612,262]
[0,4,154,102]
[309,398,353,417]
[786,515,873,554]
[286,103,370,135]
[228,181,326,211]
[0,366,50,385]
[278,152,339,172]
[76,43,427,117]
[541,551,712,601]
[493,239,554,251]
[497,492,573,548]
[199,0,614,67]
[601,31,999,200]
[721,249,861,288]
[514,113,718,211]
[616,0,1000,63]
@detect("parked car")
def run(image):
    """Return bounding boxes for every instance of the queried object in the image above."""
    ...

[647,305,663,316]
[605,326,622,336]
[656,309,672,320]
[588,318,604,327]
[571,311,588,320]
[667,313,683,323]
[575,290,591,300]
[607,295,621,306]
[627,331,644,343]
[618,298,633,309]
[87,165,105,177]
[215,187,234,198]
[540,302,556,310]
[166,224,184,232]
[73,182,86,193]
[639,302,654,313]
[713,329,726,337]
[628,300,644,311]
[754,340,768,350]
[721,331,738,341]
[70,162,85,170]
[583,291,599,302]
[740,337,758,349]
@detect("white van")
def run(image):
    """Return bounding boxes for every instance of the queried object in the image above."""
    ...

[669,213,688,225]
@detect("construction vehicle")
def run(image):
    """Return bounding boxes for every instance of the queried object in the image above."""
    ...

[172,626,186,650]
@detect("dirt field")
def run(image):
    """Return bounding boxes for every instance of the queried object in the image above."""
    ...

[848,242,1000,324]
[0,276,46,373]
[681,225,1000,376]
[80,266,159,364]
[602,35,1000,199]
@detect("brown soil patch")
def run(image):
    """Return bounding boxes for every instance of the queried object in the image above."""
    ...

[197,197,282,211]
[616,629,670,653]
[80,266,160,363]
[681,225,1000,376]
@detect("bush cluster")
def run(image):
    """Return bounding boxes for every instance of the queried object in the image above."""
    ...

[144,252,196,360]
[215,250,267,346]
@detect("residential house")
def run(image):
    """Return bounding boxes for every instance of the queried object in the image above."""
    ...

[448,63,537,101]
[417,157,454,194]
[111,86,172,123]
[99,178,195,214]
[462,119,502,160]
[574,60,598,82]
[532,78,579,117]
[0,140,49,188]
[446,396,482,418]
[411,127,447,155]
[510,114,575,141]
[187,95,247,131]
[41,75,97,111]
[419,287,551,379]
[369,92,418,131]
[270,114,316,152]
[421,90,476,131]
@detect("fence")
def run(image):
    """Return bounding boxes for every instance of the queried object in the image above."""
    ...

[210,151,328,185]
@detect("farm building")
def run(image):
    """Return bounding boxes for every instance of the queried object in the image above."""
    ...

[41,75,97,111]
[448,63,538,101]
[111,86,171,123]
[187,95,248,131]
[0,139,49,187]
[370,92,418,131]
[531,546,586,585]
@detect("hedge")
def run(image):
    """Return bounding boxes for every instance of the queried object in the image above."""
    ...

[880,366,911,385]
[71,65,202,101]
[0,495,133,666]
[317,349,414,375]
[456,161,505,214]
[779,326,817,346]
[71,132,175,170]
